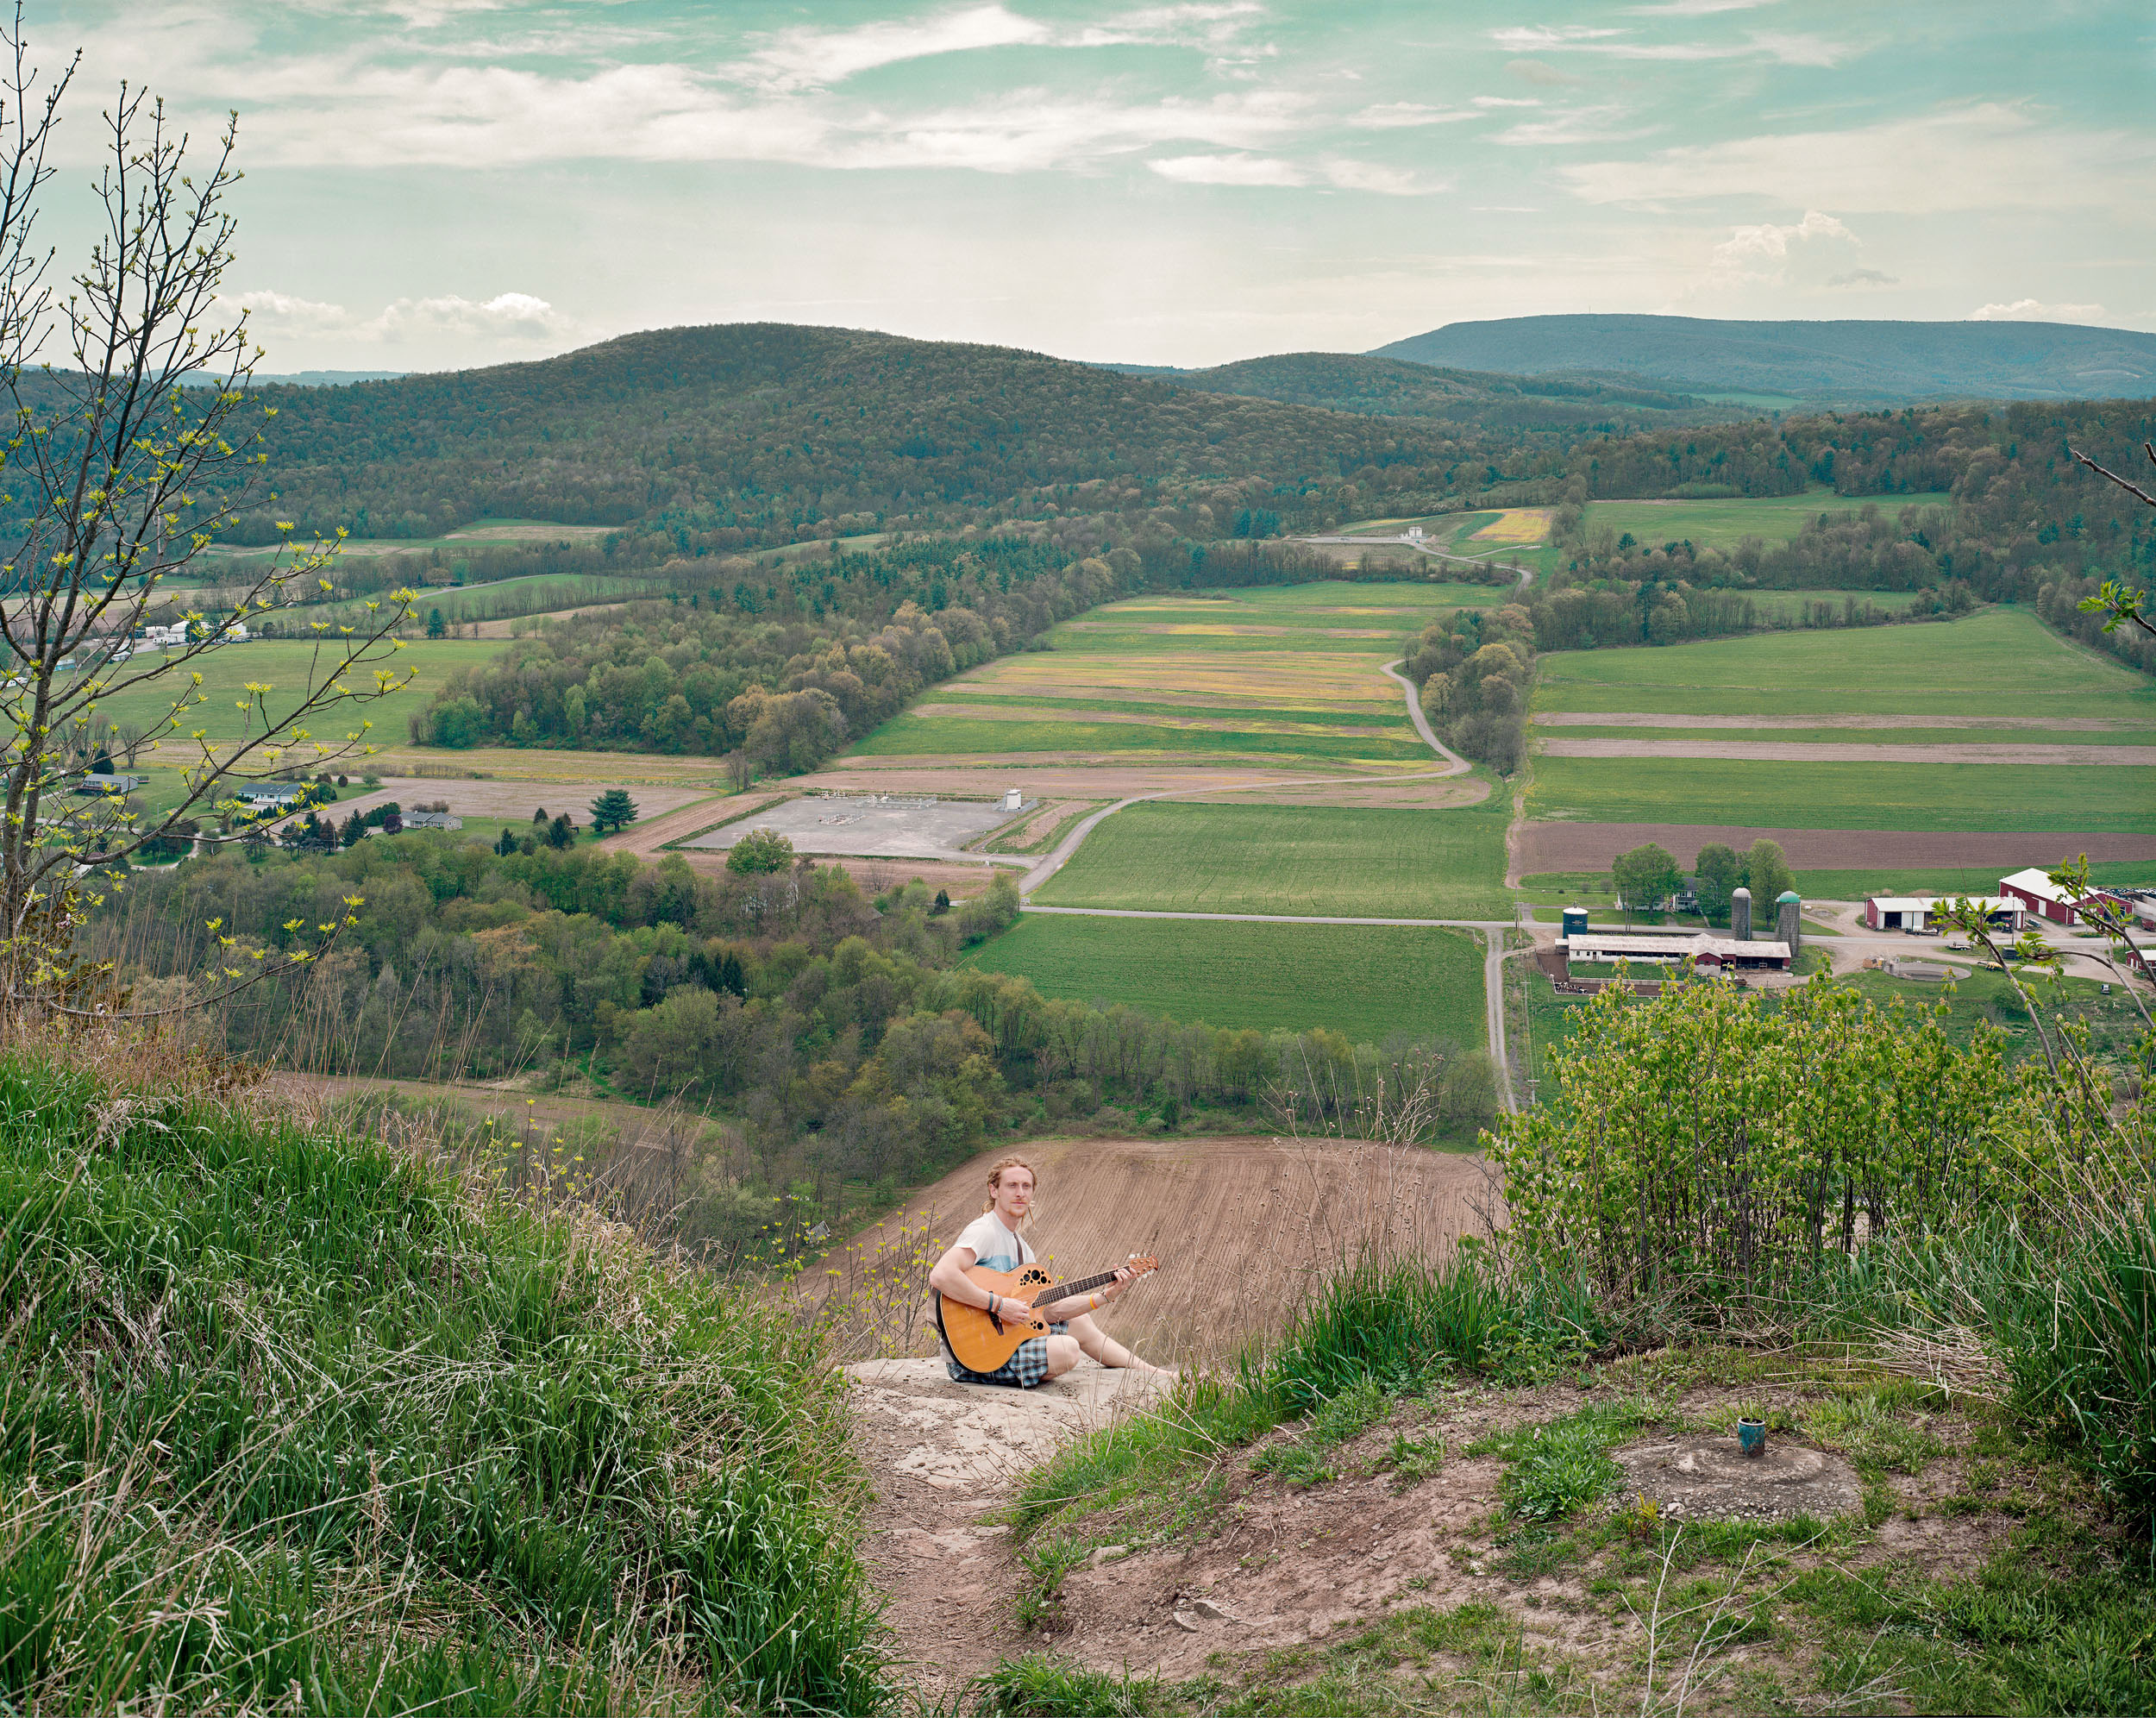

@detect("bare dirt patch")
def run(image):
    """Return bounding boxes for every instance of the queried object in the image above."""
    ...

[1541,738,2156,767]
[1515,821,2155,874]
[995,799,1095,851]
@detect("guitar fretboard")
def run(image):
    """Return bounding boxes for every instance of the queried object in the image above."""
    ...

[1028,1267,1126,1306]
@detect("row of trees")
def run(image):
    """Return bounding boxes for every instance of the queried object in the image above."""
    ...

[91,837,1490,1212]
[1400,604,1537,774]
[1610,839,1796,925]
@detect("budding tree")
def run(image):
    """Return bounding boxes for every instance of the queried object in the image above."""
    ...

[0,11,411,1006]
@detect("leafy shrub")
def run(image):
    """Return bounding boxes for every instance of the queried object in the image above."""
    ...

[1489,976,2021,1298]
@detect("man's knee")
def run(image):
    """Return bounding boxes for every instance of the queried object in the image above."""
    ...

[1044,1334,1081,1376]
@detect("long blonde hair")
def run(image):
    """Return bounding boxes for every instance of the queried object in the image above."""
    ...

[982,1154,1039,1230]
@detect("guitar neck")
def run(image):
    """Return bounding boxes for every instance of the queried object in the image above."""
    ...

[1034,1267,1124,1304]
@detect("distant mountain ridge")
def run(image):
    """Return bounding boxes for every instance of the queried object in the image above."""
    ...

[1370,315,2156,404]
[1110,350,1739,430]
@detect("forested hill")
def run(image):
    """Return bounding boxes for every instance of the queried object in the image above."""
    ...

[1373,315,2156,404]
[1112,351,1734,430]
[212,323,1585,549]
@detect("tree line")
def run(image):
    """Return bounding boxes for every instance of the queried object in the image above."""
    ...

[91,837,1491,1235]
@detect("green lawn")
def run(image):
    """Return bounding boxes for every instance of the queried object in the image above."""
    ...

[1533,608,2153,722]
[1031,796,1513,919]
[1583,488,1952,550]
[963,914,1486,1048]
[1526,755,2156,834]
[92,638,501,754]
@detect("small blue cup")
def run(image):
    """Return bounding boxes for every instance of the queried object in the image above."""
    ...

[1737,1419,1767,1458]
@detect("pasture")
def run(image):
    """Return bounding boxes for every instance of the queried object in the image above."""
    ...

[1533,608,2153,721]
[90,637,500,754]
[855,582,1470,770]
[963,914,1485,1048]
[1526,755,2156,834]
[1031,797,1513,919]
[1582,487,1952,549]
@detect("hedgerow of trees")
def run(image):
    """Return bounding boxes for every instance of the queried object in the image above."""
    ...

[93,839,1495,1235]
[1400,604,1537,774]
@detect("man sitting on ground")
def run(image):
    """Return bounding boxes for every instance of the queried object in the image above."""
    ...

[926,1155,1168,1388]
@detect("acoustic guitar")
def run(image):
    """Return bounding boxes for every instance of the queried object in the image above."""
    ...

[937,1254,1159,1375]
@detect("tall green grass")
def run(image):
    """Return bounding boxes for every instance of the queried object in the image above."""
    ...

[0,1047,887,1714]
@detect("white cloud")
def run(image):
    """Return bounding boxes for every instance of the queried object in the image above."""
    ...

[1969,298,2108,323]
[1350,103,1473,129]
[730,1,1264,93]
[1320,158,1440,196]
[368,292,575,342]
[1827,267,1897,288]
[226,287,575,348]
[1493,106,1645,147]
[1629,0,1778,12]
[1472,96,1543,108]
[1560,103,2153,212]
[1708,207,1854,282]
[230,289,351,335]
[1150,152,1305,186]
[1489,22,1843,64]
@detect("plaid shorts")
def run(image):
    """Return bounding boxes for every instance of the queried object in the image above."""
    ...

[947,1323,1068,1389]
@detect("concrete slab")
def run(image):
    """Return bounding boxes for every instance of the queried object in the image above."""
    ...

[1614,1433,1862,1525]
[686,795,1020,862]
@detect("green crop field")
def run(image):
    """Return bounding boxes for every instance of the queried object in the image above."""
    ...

[91,638,500,753]
[1522,862,2156,903]
[1533,608,2153,721]
[963,914,1486,1048]
[1583,487,1952,550]
[1526,754,2155,834]
[855,580,1481,768]
[1031,795,1513,919]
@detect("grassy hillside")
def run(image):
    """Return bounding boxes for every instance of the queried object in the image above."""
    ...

[0,1040,882,1714]
[1374,313,2156,403]
[963,915,1485,1048]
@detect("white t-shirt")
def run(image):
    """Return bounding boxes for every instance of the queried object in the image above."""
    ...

[942,1213,1037,1363]
[953,1212,1034,1275]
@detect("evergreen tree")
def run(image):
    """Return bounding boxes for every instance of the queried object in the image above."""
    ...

[589,787,638,835]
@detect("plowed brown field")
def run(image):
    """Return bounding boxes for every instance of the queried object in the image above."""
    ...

[818,1134,1498,1371]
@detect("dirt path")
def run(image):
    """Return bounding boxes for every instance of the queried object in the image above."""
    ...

[846,1359,1172,1695]
[838,1135,1498,1690]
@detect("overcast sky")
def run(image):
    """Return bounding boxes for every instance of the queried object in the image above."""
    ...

[34,0,2156,373]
